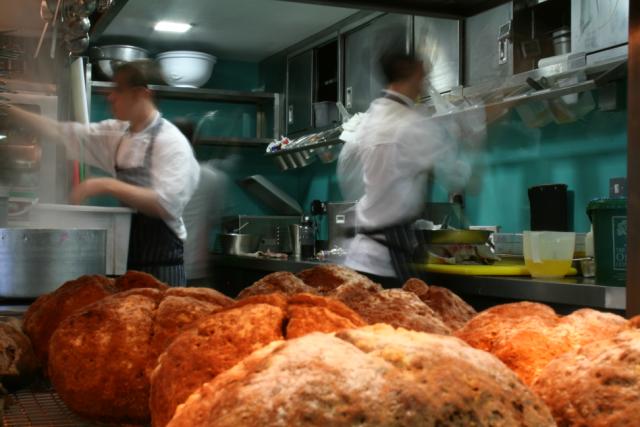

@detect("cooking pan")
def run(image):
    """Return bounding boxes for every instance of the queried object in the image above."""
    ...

[418,229,492,245]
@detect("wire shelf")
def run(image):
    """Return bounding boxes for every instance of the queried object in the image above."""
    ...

[3,387,95,427]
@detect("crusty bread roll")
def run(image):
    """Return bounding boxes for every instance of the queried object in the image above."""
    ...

[23,275,116,366]
[114,269,168,291]
[455,302,627,385]
[23,271,168,367]
[150,292,365,427]
[48,286,233,424]
[329,283,451,335]
[167,324,555,427]
[237,271,316,298]
[296,264,381,294]
[403,278,476,330]
[0,317,38,390]
[533,329,640,427]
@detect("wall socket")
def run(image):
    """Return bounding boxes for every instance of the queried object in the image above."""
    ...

[609,177,627,198]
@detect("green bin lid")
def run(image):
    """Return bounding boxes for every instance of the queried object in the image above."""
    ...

[586,198,627,213]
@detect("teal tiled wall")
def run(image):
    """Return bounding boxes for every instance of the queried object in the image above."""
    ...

[464,107,627,233]
[294,102,628,235]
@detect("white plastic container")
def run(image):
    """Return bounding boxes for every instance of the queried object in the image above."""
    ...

[156,51,217,88]
[523,231,576,279]
[13,204,133,275]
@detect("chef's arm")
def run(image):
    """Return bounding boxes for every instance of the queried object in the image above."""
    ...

[5,105,65,143]
[70,178,171,220]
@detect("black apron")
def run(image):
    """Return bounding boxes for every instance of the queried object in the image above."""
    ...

[358,92,426,282]
[115,117,186,285]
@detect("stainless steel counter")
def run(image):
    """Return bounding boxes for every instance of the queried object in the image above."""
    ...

[211,254,626,311]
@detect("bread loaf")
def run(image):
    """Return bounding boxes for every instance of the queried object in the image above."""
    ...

[0,317,38,390]
[296,264,381,294]
[533,329,640,427]
[23,271,168,367]
[330,284,451,335]
[403,278,476,330]
[455,302,627,385]
[168,324,555,427]
[237,271,315,298]
[150,292,365,427]
[48,286,233,424]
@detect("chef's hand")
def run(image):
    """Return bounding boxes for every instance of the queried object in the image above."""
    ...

[69,177,116,205]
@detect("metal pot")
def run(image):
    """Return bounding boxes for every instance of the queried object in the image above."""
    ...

[0,228,107,297]
[65,16,91,38]
[64,0,97,19]
[219,233,259,255]
[65,35,90,55]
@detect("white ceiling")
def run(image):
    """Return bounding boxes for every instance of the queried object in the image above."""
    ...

[0,0,45,37]
[100,0,358,61]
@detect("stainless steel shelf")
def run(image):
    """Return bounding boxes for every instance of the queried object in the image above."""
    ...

[91,81,277,104]
[426,273,625,311]
[196,137,272,147]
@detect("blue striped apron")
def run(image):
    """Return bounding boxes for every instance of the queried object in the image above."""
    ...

[115,117,186,285]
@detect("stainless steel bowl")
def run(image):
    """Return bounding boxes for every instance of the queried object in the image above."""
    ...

[219,233,260,255]
[90,45,149,79]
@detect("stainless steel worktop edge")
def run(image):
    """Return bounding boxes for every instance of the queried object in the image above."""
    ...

[211,254,626,310]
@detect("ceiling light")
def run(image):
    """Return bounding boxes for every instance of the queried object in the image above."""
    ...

[154,21,192,33]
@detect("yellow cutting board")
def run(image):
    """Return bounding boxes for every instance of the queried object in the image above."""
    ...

[424,264,578,276]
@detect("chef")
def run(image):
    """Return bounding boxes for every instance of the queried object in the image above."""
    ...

[342,51,488,281]
[6,62,200,285]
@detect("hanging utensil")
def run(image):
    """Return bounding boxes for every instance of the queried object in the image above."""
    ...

[34,23,49,58]
[49,0,62,59]
[35,0,53,59]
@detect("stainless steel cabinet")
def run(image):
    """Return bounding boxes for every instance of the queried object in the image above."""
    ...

[287,50,313,134]
[344,14,411,114]
[572,0,629,54]
[414,16,461,94]
[465,2,513,86]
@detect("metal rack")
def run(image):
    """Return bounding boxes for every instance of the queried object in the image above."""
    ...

[3,387,95,427]
[265,125,344,170]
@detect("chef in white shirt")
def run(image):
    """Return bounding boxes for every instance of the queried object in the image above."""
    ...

[342,51,486,281]
[7,62,200,285]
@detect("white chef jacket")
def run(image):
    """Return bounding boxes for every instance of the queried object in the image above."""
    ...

[343,90,484,277]
[183,162,230,279]
[60,112,200,241]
